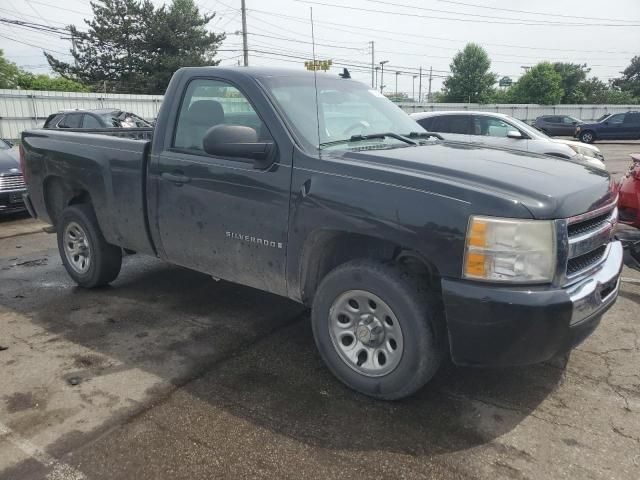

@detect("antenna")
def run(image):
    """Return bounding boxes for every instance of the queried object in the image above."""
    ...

[310,7,322,159]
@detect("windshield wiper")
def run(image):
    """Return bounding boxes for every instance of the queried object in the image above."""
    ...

[320,132,417,148]
[406,131,444,140]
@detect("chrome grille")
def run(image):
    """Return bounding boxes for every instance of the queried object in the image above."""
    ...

[0,173,25,192]
[567,245,607,276]
[559,202,617,284]
[567,211,611,237]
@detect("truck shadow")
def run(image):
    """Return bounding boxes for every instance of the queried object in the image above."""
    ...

[2,253,565,457]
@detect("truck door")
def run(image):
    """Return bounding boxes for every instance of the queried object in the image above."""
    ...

[153,77,291,297]
[469,115,529,151]
[429,114,471,143]
[622,112,640,139]
[599,113,625,139]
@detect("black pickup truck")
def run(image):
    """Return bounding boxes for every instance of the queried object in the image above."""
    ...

[21,67,623,399]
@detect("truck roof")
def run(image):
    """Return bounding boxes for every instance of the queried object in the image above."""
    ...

[177,66,345,80]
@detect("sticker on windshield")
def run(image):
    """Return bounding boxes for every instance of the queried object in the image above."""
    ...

[368,89,385,98]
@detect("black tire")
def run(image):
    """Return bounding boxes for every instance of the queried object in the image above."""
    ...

[311,259,444,400]
[57,204,122,288]
[580,130,596,143]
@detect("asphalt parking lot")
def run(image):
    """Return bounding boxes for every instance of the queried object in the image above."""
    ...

[1,141,639,480]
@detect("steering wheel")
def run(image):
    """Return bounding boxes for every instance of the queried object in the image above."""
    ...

[342,120,371,137]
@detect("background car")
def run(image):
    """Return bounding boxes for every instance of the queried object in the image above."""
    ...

[43,108,153,129]
[0,139,26,214]
[575,111,640,143]
[533,115,583,136]
[411,111,605,169]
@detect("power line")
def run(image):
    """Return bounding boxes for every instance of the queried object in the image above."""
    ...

[236,21,625,69]
[26,0,90,15]
[0,32,72,56]
[434,0,639,23]
[250,9,638,56]
[361,0,640,25]
[293,0,640,26]
[247,32,366,51]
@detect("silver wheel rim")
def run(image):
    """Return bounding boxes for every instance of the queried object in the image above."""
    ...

[583,133,592,142]
[328,290,404,377]
[63,221,91,274]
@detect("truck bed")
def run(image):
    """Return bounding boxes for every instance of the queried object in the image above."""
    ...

[21,128,155,255]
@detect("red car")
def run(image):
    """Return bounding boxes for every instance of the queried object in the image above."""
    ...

[618,154,640,229]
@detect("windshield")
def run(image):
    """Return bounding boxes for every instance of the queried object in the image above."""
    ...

[260,74,425,152]
[101,112,151,128]
[510,117,551,139]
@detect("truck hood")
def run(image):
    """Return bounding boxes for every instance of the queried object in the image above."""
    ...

[339,141,615,219]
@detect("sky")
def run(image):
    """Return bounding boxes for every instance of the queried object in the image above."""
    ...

[1,0,640,99]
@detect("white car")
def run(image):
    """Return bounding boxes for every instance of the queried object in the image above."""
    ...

[411,111,606,170]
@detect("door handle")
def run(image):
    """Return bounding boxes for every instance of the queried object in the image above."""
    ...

[161,172,191,185]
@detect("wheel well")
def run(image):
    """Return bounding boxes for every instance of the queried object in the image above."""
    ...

[299,230,440,305]
[581,129,596,138]
[43,176,93,227]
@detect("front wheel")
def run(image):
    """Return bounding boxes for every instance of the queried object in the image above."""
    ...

[57,204,122,288]
[580,130,595,143]
[311,259,444,400]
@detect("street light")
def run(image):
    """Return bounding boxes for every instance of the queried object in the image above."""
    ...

[379,60,388,94]
[395,71,400,96]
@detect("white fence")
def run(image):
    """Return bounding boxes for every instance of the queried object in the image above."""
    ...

[397,103,637,122]
[0,89,163,140]
[0,88,637,140]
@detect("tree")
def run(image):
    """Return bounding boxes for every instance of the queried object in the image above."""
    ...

[510,63,564,104]
[45,0,225,94]
[578,77,608,103]
[0,49,20,88]
[553,63,589,103]
[613,56,640,100]
[0,50,87,91]
[442,43,497,103]
[16,72,89,92]
[143,0,226,94]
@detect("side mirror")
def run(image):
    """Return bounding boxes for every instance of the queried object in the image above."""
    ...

[507,130,523,139]
[572,121,577,125]
[203,125,274,168]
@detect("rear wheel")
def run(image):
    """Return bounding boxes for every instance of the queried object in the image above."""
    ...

[57,204,122,288]
[311,259,444,400]
[580,130,595,143]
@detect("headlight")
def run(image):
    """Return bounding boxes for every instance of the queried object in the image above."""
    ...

[567,144,597,158]
[463,216,556,283]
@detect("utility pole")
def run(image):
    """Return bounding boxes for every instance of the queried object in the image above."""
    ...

[427,66,433,103]
[370,41,375,88]
[418,66,422,103]
[70,35,78,69]
[375,66,380,89]
[241,0,249,66]
[412,75,417,101]
[379,60,388,94]
[395,71,399,96]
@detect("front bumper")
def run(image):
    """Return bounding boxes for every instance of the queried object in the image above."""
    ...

[0,189,27,214]
[442,241,623,367]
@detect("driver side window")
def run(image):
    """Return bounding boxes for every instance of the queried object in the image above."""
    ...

[173,78,270,151]
[608,114,625,124]
[473,116,512,138]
